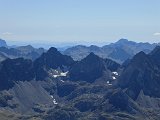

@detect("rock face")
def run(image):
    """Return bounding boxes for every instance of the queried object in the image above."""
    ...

[8,81,53,114]
[104,58,120,71]
[149,46,160,66]
[108,47,133,62]
[108,89,139,113]
[0,58,34,90]
[69,52,106,83]
[119,49,160,100]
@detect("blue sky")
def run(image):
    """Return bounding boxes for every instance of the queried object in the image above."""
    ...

[0,0,160,46]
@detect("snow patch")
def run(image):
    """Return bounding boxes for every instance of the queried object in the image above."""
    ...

[60,71,68,76]
[52,71,68,78]
[112,72,118,76]
[50,95,53,98]
[50,95,58,104]
[54,70,59,74]
[53,99,58,105]
[60,80,65,82]
[53,75,59,78]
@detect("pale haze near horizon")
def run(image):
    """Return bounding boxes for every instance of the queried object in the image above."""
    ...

[0,0,160,47]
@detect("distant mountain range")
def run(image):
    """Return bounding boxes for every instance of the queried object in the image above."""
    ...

[0,38,159,64]
[0,38,160,119]
[63,38,158,63]
[0,39,45,62]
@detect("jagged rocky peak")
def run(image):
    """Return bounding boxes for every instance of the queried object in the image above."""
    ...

[34,47,74,69]
[119,49,160,100]
[132,51,146,60]
[84,52,101,60]
[87,52,95,56]
[129,51,150,66]
[69,52,121,83]
[69,52,107,83]
[47,47,59,54]
[80,52,105,66]
[34,47,74,80]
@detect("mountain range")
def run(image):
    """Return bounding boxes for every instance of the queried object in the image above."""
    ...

[0,38,159,64]
[0,39,46,62]
[63,38,158,63]
[0,39,160,119]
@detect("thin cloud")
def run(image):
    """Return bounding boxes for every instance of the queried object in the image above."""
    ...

[153,32,160,36]
[2,32,13,35]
